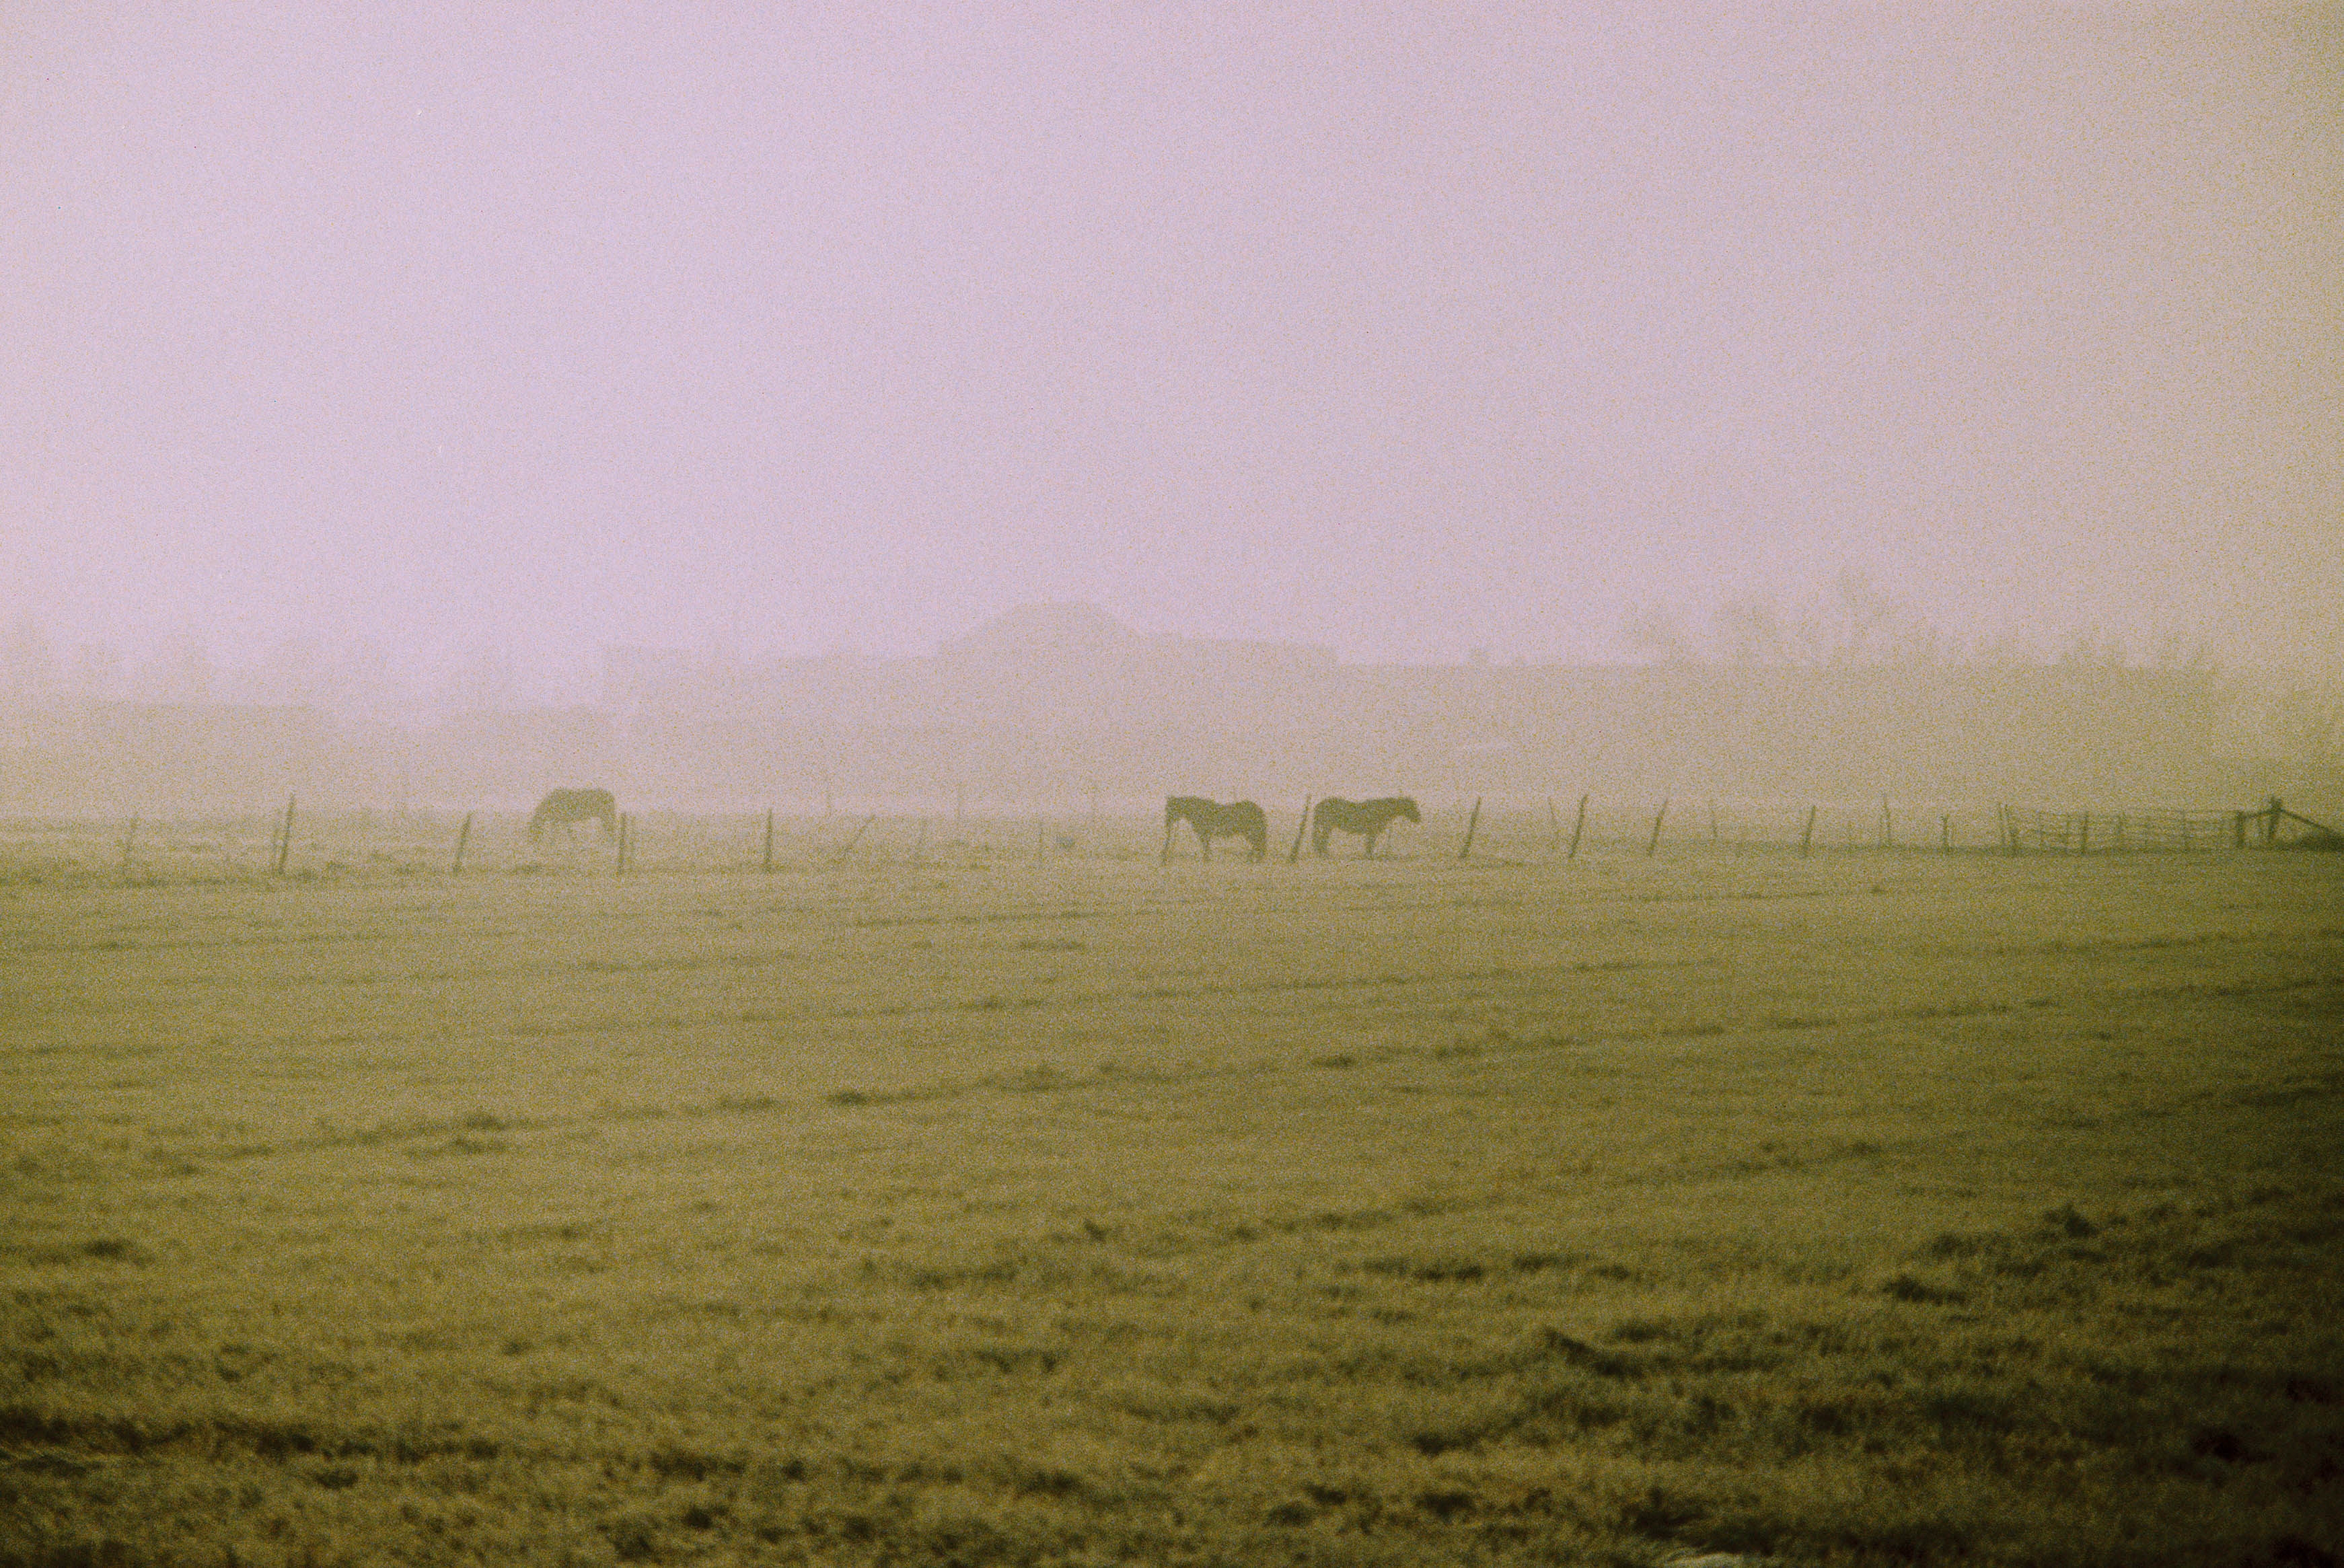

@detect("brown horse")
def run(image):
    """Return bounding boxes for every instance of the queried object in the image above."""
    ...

[1311,796,1420,857]
[1163,796,1269,862]
[527,788,618,842]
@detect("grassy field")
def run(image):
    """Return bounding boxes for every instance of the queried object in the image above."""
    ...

[2,825,2340,1567]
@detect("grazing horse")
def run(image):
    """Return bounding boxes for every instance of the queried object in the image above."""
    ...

[1163,796,1270,862]
[1311,796,1420,858]
[528,788,618,842]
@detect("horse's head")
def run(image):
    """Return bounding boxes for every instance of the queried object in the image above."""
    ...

[1395,797,1421,823]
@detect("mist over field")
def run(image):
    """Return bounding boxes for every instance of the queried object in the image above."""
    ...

[0,596,2339,828]
[5,6,2343,1567]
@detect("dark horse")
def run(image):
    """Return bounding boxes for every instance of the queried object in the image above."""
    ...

[528,788,618,842]
[1311,796,1420,858]
[1163,796,1269,862]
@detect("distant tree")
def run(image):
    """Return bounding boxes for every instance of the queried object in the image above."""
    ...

[2055,628,2132,669]
[1883,615,1948,668]
[1619,602,1693,665]
[1963,632,2049,669]
[1712,596,1786,666]
[2151,632,2220,675]
[2238,681,2344,807]
[1789,571,1914,667]
[1711,574,1947,669]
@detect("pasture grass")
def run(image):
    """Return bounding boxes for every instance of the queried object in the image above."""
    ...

[1,831,2339,1565]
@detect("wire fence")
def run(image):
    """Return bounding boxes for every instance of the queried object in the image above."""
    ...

[1999,807,2244,855]
[3,794,2329,885]
[1420,796,2309,861]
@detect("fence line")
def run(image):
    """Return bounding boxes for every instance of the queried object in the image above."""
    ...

[15,792,2326,886]
[1404,796,2307,859]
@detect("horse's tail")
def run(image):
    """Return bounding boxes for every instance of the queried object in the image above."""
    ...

[1309,798,1345,855]
[1236,802,1269,861]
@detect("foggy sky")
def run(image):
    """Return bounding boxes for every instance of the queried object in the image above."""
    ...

[4,3,2338,684]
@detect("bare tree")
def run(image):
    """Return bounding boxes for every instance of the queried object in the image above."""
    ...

[1620,601,1693,665]
[1712,596,1786,666]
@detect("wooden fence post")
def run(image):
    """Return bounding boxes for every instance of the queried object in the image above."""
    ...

[1568,794,1588,861]
[2265,796,2282,846]
[762,809,775,872]
[274,795,295,876]
[452,811,473,874]
[1940,813,1952,853]
[2078,813,2090,855]
[1459,797,1482,861]
[1646,798,1667,858]
[1800,805,1817,858]
[1289,798,1311,864]
[1880,798,1893,850]
[1035,819,1046,864]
